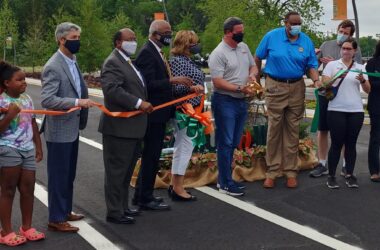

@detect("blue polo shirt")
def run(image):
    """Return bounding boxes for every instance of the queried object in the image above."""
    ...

[255,27,318,79]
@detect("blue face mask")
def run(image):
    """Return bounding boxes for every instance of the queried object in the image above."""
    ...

[289,25,302,36]
[337,33,349,44]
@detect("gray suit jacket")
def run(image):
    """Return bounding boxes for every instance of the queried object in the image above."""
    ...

[98,49,148,139]
[41,51,89,143]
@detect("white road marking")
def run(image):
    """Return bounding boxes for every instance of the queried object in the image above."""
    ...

[34,119,119,250]
[31,82,363,249]
[195,186,362,250]
[34,184,121,250]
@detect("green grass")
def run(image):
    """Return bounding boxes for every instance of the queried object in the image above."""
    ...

[20,66,43,73]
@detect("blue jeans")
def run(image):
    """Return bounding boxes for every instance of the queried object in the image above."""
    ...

[212,93,248,188]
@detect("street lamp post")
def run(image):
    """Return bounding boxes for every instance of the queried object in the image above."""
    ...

[352,0,360,45]
[158,0,170,23]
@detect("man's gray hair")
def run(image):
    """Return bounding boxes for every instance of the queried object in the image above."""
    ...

[55,22,81,42]
[149,20,168,36]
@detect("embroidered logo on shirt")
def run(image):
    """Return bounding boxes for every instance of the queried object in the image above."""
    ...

[298,47,304,52]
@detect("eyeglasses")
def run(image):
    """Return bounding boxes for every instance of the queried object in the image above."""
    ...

[341,47,353,51]
[289,22,302,26]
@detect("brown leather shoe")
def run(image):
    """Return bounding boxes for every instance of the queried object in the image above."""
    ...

[48,222,79,233]
[67,212,85,221]
[263,178,275,188]
[286,177,298,188]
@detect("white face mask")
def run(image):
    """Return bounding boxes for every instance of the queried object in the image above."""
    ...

[121,41,137,56]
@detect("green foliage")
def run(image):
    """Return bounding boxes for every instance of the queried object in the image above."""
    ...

[200,0,324,54]
[359,36,378,58]
[0,0,329,73]
[0,0,19,62]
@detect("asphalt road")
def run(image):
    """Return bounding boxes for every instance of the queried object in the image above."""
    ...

[9,84,380,250]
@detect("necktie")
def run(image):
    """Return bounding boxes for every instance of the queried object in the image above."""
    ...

[160,51,172,78]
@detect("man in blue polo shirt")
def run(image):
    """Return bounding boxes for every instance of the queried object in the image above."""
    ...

[254,11,320,188]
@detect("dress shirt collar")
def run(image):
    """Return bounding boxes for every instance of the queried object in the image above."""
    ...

[149,39,162,54]
[58,49,76,65]
[116,49,131,63]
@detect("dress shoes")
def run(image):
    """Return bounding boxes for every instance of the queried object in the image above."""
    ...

[132,196,163,206]
[106,215,135,224]
[286,177,298,188]
[139,200,171,211]
[67,212,85,221]
[124,208,141,216]
[48,222,79,233]
[263,178,275,188]
[171,190,197,202]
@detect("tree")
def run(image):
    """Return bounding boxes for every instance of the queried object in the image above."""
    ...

[199,0,324,54]
[359,36,377,58]
[20,0,49,71]
[0,0,19,62]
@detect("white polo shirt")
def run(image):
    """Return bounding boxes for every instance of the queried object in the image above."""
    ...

[323,59,368,113]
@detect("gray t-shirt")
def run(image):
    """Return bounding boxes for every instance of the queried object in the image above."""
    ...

[209,40,255,98]
[318,39,362,68]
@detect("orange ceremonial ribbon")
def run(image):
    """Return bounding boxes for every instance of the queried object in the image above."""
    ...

[0,93,200,118]
[179,96,214,135]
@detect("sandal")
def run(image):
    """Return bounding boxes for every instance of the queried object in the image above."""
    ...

[19,227,45,241]
[0,231,27,246]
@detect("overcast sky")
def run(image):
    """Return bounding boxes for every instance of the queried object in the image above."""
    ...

[319,0,379,38]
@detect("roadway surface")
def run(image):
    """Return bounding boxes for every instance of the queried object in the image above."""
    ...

[8,83,379,250]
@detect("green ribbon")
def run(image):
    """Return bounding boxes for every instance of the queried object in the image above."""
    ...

[310,88,319,133]
[312,70,380,133]
[319,69,380,90]
[175,111,206,148]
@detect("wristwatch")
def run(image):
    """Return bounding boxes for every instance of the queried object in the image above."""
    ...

[236,85,242,93]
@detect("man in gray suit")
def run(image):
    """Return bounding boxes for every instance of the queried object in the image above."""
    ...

[98,28,153,224]
[41,22,96,232]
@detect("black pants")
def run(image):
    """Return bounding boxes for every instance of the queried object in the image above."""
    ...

[327,111,364,176]
[134,122,166,203]
[368,113,380,175]
[103,134,141,218]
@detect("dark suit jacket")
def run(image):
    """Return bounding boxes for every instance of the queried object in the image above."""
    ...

[98,49,148,139]
[366,57,380,115]
[135,40,173,123]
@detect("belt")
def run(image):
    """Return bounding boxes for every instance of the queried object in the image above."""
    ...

[267,75,303,84]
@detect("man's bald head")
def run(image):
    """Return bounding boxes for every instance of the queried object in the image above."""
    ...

[113,28,136,49]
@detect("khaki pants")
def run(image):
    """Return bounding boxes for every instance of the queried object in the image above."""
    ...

[265,77,305,179]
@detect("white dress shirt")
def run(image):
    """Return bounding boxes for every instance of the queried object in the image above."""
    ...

[117,49,144,109]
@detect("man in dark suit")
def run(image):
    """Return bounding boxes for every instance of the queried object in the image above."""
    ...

[41,22,96,232]
[99,28,153,224]
[133,20,192,210]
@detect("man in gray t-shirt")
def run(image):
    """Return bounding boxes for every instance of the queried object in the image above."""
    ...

[208,17,257,196]
[310,19,362,178]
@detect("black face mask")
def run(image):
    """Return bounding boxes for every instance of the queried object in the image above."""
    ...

[189,43,202,54]
[158,33,172,46]
[64,39,80,54]
[232,33,244,43]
